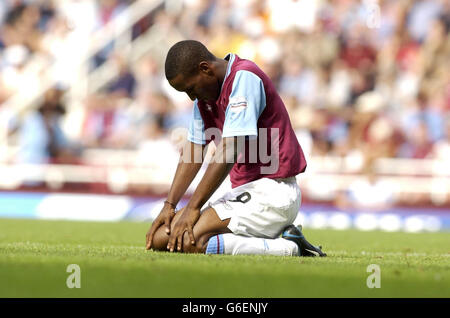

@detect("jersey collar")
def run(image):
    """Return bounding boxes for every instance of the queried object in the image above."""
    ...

[221,53,236,92]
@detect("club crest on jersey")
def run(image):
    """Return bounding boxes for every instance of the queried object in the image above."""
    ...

[228,96,247,113]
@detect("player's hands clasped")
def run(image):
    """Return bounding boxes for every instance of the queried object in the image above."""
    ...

[145,202,176,250]
[167,207,200,252]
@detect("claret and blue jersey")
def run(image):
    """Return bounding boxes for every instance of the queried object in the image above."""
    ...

[188,53,307,188]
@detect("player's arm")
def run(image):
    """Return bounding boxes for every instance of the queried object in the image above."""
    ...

[146,141,206,250]
[184,136,238,210]
[167,136,239,252]
[167,99,209,207]
[167,140,207,207]
[146,98,208,250]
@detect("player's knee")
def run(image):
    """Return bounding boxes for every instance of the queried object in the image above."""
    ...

[183,233,213,254]
[182,232,196,253]
[197,234,212,251]
[150,228,169,252]
[182,232,207,254]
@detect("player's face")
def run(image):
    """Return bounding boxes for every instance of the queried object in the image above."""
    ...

[168,63,221,102]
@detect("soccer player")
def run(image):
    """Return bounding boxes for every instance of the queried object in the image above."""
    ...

[145,40,326,257]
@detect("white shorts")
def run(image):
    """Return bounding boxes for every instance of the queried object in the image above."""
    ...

[208,177,301,239]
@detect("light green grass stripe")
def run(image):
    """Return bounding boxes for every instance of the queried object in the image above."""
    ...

[0,219,449,297]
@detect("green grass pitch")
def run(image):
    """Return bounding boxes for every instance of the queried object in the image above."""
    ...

[0,218,449,298]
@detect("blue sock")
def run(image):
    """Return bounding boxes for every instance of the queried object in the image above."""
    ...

[205,234,224,254]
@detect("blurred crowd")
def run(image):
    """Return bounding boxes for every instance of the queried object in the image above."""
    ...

[0,0,449,204]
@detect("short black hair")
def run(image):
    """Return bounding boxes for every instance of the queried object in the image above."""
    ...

[165,40,216,80]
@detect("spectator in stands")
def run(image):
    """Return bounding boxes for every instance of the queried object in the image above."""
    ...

[402,90,445,143]
[398,119,435,159]
[81,52,137,148]
[407,0,443,43]
[432,114,450,160]
[94,0,130,66]
[107,53,137,98]
[2,2,42,53]
[0,44,30,100]
[136,113,179,165]
[335,165,395,212]
[16,87,80,165]
[279,56,319,107]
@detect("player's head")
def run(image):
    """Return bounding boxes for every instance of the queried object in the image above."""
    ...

[165,40,221,102]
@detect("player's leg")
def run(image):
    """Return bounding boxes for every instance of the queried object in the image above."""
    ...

[204,177,325,256]
[202,177,298,256]
[206,233,300,256]
[207,227,326,256]
[150,206,232,253]
[151,204,315,256]
[158,205,301,256]
[152,205,300,255]
[181,207,232,253]
[152,177,326,256]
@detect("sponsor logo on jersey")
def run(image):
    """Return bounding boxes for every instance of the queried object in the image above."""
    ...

[228,96,247,113]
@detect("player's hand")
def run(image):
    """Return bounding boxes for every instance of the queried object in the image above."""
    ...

[167,207,200,252]
[145,202,176,250]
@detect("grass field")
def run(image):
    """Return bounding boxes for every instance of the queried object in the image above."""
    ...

[0,218,449,298]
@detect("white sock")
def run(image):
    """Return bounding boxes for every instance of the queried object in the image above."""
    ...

[206,233,299,256]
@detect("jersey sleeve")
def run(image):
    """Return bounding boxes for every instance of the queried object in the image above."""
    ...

[187,100,206,145]
[222,70,266,138]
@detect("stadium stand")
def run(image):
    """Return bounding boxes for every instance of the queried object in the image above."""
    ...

[0,0,449,212]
